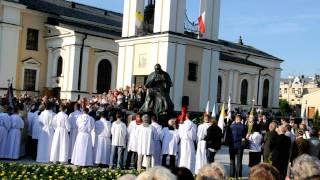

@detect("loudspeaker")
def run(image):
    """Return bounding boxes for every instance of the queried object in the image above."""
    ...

[182,96,189,106]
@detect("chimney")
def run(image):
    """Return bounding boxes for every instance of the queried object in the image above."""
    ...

[238,36,244,45]
[71,2,76,8]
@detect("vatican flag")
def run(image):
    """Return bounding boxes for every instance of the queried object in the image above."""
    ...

[135,11,144,29]
[218,103,226,132]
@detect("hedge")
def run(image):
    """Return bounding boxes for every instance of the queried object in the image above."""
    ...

[0,162,139,180]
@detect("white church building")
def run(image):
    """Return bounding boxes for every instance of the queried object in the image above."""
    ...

[0,0,283,112]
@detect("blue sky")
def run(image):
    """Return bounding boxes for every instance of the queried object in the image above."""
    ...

[74,0,320,78]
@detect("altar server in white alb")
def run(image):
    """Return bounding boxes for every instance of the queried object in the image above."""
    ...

[0,106,10,158]
[68,103,82,159]
[178,112,197,174]
[94,111,112,166]
[195,114,212,174]
[151,115,162,166]
[6,107,24,159]
[125,112,142,169]
[160,119,180,169]
[71,108,95,166]
[136,114,156,171]
[36,103,55,163]
[50,105,71,163]
[110,112,127,169]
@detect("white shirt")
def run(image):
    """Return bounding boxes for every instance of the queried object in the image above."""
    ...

[136,125,156,155]
[111,120,127,147]
[248,132,263,152]
[161,127,180,155]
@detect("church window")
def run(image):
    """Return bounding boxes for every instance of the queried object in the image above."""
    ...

[26,28,39,51]
[262,79,270,108]
[56,57,63,77]
[240,79,248,105]
[23,69,37,91]
[97,59,112,94]
[188,62,198,81]
[284,88,287,94]
[292,88,295,93]
[217,76,222,103]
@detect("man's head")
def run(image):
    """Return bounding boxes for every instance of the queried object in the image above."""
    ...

[142,114,151,126]
[235,114,242,123]
[196,163,226,180]
[269,121,277,132]
[154,64,162,74]
[203,114,210,123]
[249,163,281,180]
[168,118,176,127]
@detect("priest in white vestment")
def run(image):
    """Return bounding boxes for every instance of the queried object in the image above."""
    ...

[151,115,162,166]
[136,114,156,171]
[31,105,43,159]
[31,107,42,140]
[110,113,127,168]
[6,108,24,159]
[68,103,82,159]
[160,119,180,169]
[94,111,112,166]
[125,112,142,169]
[71,108,95,166]
[50,105,71,163]
[0,108,11,158]
[195,114,212,174]
[178,113,197,174]
[36,103,55,163]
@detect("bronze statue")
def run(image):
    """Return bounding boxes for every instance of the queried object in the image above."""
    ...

[140,64,174,115]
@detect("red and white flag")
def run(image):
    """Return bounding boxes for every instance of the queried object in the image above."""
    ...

[198,12,206,36]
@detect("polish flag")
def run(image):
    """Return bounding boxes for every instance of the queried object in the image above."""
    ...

[198,12,206,36]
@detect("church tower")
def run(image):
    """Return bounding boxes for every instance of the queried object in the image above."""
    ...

[116,0,221,112]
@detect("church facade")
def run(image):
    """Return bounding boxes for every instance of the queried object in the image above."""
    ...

[0,0,283,112]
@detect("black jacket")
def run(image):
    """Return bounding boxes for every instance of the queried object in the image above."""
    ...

[205,124,223,150]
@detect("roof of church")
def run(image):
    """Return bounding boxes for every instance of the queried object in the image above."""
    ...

[10,0,283,62]
[16,0,122,39]
[218,40,283,62]
[220,53,265,68]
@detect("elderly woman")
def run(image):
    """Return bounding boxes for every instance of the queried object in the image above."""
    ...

[196,162,227,180]
[290,154,320,180]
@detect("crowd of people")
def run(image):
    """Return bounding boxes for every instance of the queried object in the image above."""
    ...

[0,89,320,179]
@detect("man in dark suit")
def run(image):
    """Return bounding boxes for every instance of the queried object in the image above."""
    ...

[263,121,277,162]
[204,118,222,163]
[270,125,291,179]
[227,114,247,179]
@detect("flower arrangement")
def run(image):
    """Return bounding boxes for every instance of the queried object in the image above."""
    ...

[0,162,139,180]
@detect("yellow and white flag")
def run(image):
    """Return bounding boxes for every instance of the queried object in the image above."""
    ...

[135,11,144,28]
[218,103,226,132]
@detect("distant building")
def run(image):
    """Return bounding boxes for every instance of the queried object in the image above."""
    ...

[280,75,320,105]
[301,90,320,119]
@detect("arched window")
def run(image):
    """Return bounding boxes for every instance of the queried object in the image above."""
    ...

[240,79,248,105]
[97,59,112,94]
[262,79,270,108]
[56,56,63,77]
[217,76,222,103]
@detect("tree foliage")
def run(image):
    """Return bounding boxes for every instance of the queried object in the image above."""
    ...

[279,99,292,117]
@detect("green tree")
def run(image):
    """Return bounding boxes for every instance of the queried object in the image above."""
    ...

[279,99,292,117]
